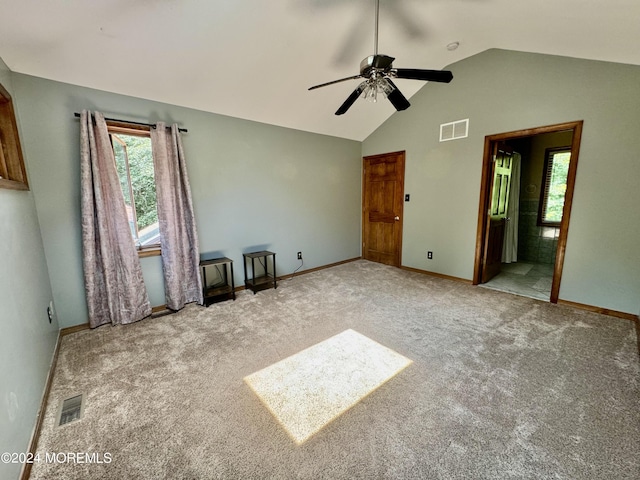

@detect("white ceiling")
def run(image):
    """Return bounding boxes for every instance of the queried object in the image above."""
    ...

[1,0,640,141]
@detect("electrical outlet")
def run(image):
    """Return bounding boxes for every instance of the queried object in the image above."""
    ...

[47,300,55,323]
[297,252,302,260]
[427,251,433,260]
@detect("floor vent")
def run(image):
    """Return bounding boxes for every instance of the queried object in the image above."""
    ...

[58,394,85,426]
[440,118,469,142]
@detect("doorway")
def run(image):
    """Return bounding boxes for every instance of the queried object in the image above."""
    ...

[362,151,405,267]
[473,121,583,303]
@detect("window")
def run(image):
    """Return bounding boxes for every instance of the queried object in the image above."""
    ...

[0,81,28,190]
[108,124,160,255]
[538,147,571,226]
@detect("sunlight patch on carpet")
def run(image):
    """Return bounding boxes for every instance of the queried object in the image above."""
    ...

[244,329,412,444]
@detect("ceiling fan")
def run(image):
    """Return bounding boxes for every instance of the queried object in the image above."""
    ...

[308,0,453,115]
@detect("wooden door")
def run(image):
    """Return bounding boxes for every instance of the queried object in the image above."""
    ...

[481,144,513,283]
[362,151,405,266]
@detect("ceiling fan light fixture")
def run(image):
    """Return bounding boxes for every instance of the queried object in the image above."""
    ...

[364,84,378,103]
[363,76,393,103]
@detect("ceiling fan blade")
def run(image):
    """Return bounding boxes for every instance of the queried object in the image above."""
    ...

[386,80,410,111]
[335,83,366,115]
[309,75,363,91]
[394,68,453,83]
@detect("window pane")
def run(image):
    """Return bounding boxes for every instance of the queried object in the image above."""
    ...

[543,151,570,223]
[112,137,138,241]
[111,133,159,247]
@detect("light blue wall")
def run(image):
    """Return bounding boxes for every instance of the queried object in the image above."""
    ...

[0,58,59,480]
[363,49,640,315]
[12,74,362,328]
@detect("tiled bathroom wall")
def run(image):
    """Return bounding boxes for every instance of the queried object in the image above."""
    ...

[518,199,559,264]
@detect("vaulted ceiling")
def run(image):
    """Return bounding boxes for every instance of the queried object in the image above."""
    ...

[2,0,639,141]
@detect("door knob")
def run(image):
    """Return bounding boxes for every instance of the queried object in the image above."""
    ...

[394,216,400,221]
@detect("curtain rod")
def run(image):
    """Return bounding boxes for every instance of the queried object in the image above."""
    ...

[73,112,188,133]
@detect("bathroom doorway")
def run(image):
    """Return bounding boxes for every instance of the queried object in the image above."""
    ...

[473,121,583,303]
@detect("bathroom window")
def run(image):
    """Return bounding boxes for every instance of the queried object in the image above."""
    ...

[538,147,571,226]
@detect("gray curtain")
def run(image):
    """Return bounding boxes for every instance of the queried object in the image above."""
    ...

[80,110,152,328]
[150,122,203,310]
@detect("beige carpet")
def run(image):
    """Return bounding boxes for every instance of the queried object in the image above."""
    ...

[31,260,639,479]
[244,329,412,444]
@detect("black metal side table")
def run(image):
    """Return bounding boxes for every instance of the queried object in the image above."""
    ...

[243,251,276,294]
[200,257,235,306]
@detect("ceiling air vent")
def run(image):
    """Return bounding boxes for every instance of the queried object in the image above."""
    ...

[439,119,469,142]
[57,394,85,426]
